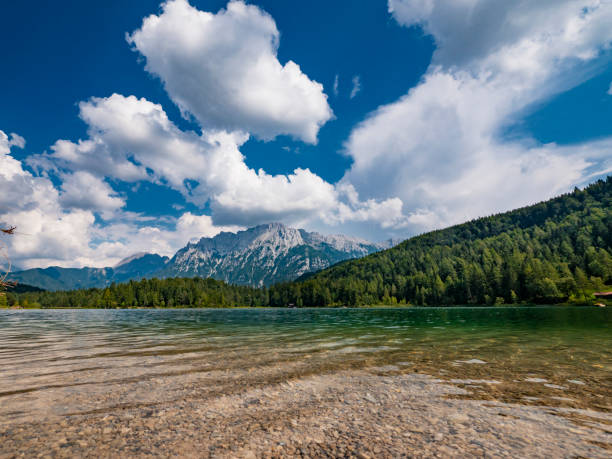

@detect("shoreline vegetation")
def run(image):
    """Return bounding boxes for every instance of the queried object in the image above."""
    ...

[3,278,609,309]
[2,304,608,310]
[3,177,610,310]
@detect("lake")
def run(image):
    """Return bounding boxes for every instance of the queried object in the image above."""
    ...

[1,307,610,457]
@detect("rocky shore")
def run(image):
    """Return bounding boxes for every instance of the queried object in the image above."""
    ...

[2,369,610,458]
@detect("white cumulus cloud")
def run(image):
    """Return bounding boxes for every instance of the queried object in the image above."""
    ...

[127,0,333,143]
[388,0,612,69]
[1,1,407,269]
[59,171,125,220]
[87,212,243,266]
[29,94,402,240]
[341,0,612,234]
[0,130,99,269]
[9,0,612,268]
[1,129,247,269]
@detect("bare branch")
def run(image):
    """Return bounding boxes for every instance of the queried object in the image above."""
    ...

[0,227,14,291]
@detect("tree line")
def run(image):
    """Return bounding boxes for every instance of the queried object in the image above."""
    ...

[267,177,611,306]
[3,277,267,308]
[4,177,611,308]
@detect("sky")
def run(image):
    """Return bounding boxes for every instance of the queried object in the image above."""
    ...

[1,0,611,269]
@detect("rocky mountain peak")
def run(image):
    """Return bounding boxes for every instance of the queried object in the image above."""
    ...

[114,252,150,268]
[9,223,386,290]
[166,223,384,286]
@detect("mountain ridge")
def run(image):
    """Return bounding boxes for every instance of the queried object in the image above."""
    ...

[7,177,611,308]
[160,223,387,287]
[8,223,386,290]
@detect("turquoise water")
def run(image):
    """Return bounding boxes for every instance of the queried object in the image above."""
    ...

[0,307,610,422]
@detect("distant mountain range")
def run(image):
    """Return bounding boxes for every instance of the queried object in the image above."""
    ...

[9,223,391,290]
[10,179,610,308]
[8,253,170,291]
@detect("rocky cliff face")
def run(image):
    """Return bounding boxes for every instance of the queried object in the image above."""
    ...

[164,223,387,286]
[9,223,388,289]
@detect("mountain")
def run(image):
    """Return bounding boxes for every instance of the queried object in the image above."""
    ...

[9,254,169,291]
[113,253,170,284]
[267,177,612,306]
[8,224,385,290]
[10,177,612,308]
[162,223,387,286]
[8,266,113,292]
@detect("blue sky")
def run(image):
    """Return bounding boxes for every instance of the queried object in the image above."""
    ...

[1,0,611,268]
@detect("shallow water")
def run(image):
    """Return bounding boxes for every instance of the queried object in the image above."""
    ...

[1,306,610,426]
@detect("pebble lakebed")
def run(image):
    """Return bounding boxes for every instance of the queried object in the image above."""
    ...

[0,307,610,458]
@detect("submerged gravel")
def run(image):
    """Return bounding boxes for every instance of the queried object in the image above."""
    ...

[1,369,610,458]
[2,308,610,457]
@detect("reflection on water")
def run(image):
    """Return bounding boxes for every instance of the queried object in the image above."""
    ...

[0,307,610,423]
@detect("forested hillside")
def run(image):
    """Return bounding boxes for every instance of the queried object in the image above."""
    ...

[5,177,611,308]
[5,277,267,308]
[269,177,611,306]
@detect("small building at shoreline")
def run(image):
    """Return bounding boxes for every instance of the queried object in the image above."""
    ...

[593,292,612,298]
